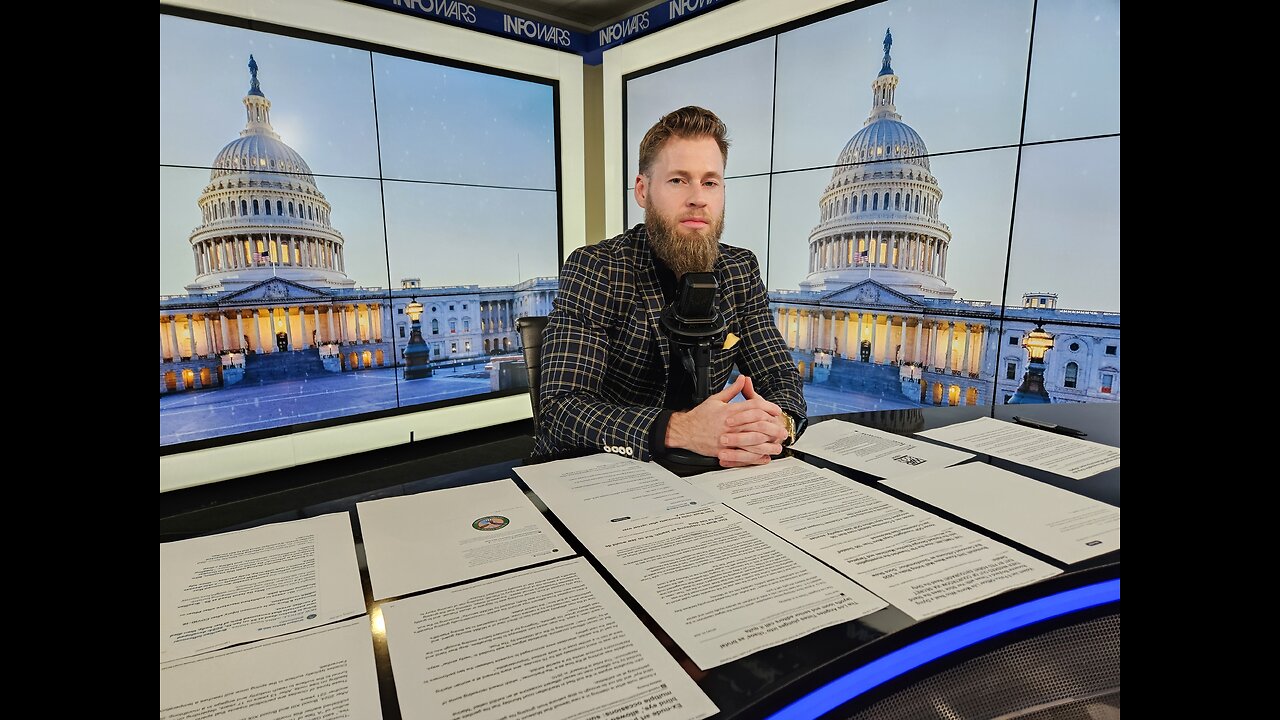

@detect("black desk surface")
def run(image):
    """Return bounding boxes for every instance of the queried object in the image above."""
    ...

[159,403,1119,719]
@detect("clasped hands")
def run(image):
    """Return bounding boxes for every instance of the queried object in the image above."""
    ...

[665,375,789,467]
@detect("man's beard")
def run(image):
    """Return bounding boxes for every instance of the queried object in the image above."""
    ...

[645,207,724,278]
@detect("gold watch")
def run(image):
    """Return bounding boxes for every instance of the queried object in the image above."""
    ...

[782,412,797,446]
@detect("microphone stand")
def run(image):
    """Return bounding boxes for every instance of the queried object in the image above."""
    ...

[660,273,725,470]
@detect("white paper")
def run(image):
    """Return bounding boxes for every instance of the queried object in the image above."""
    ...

[580,504,887,669]
[791,419,975,478]
[160,513,366,661]
[917,417,1119,480]
[357,479,574,600]
[160,617,382,720]
[515,453,714,528]
[883,463,1120,564]
[688,459,1060,621]
[380,558,718,720]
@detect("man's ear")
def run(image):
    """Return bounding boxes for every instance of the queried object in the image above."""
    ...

[633,174,648,209]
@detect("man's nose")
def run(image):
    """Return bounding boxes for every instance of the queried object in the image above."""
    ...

[687,186,709,206]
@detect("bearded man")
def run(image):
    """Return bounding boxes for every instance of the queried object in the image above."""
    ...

[533,106,806,466]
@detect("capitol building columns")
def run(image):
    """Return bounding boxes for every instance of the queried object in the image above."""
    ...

[218,311,231,352]
[868,313,879,360]
[881,314,894,362]
[167,316,181,361]
[912,317,923,364]
[898,316,909,363]
[250,308,264,353]
[817,310,832,351]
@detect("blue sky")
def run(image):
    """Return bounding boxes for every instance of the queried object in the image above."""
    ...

[625,0,1120,312]
[160,14,560,296]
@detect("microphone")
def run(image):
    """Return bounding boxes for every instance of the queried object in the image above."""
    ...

[659,272,726,470]
[660,272,725,404]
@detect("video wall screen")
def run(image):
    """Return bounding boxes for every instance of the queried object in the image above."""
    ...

[623,0,1120,413]
[160,10,561,449]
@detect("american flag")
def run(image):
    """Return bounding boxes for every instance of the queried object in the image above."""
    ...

[252,252,270,265]
[853,250,867,265]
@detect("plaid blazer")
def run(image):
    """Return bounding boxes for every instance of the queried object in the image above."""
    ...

[533,224,806,462]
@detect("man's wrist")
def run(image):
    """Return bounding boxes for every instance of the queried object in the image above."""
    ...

[665,410,689,449]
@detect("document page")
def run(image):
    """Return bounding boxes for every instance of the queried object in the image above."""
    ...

[917,417,1119,480]
[791,419,974,478]
[160,513,366,661]
[577,504,887,669]
[357,479,573,600]
[160,617,382,720]
[515,453,714,526]
[380,557,718,720]
[884,463,1120,564]
[688,459,1060,621]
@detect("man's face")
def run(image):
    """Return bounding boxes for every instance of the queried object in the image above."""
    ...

[634,136,726,276]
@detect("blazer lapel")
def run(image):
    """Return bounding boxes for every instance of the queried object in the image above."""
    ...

[632,228,671,376]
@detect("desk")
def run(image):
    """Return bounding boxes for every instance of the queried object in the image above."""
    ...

[159,404,1119,719]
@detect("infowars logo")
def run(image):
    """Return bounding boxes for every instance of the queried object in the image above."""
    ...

[598,11,650,46]
[504,15,573,47]
[668,0,728,19]
[390,0,478,25]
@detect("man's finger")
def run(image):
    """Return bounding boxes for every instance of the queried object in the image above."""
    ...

[724,421,786,442]
[739,442,783,457]
[718,448,772,467]
[725,403,782,424]
[711,374,748,402]
[721,430,774,447]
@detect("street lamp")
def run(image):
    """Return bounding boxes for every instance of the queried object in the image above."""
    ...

[1008,321,1054,404]
[403,297,432,379]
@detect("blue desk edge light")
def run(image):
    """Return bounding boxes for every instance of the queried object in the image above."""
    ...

[768,579,1121,720]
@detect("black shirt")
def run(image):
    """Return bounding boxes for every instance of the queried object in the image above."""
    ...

[651,254,697,411]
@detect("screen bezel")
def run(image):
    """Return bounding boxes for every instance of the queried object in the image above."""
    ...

[160,0,586,492]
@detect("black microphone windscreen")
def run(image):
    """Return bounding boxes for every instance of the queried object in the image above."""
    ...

[676,272,717,321]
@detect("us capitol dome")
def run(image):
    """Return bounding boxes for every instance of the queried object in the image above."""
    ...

[184,55,355,294]
[800,28,955,299]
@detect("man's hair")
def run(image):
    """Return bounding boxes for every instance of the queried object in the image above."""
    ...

[637,106,730,176]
